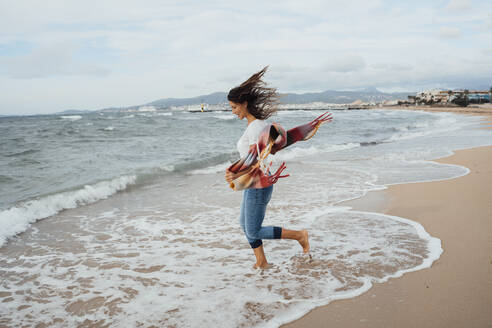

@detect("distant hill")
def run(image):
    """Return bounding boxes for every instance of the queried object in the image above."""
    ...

[56,109,93,115]
[278,88,410,105]
[146,92,227,108]
[49,88,413,115]
[146,88,411,108]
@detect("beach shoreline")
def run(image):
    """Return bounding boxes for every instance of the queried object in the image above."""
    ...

[371,104,492,115]
[1,108,491,327]
[283,114,492,327]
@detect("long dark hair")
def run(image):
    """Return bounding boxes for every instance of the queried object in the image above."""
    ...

[227,66,279,120]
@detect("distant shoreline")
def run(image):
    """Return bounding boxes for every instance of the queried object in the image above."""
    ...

[2,103,491,118]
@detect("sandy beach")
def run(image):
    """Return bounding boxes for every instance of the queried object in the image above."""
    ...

[373,104,492,115]
[284,112,492,328]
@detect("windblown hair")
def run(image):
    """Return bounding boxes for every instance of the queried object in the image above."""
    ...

[227,66,279,120]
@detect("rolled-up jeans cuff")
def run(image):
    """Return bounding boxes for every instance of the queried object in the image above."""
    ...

[273,227,282,239]
[250,240,263,249]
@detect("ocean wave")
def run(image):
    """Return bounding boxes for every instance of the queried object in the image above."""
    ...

[4,149,40,157]
[213,114,235,120]
[360,141,384,147]
[174,152,235,173]
[275,143,360,161]
[176,116,200,120]
[0,175,15,183]
[60,115,82,121]
[0,175,136,248]
[7,137,25,143]
[392,121,431,132]
[387,113,464,142]
[0,150,236,243]
[130,152,235,182]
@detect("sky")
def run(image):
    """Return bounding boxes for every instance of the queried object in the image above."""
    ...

[1,0,491,115]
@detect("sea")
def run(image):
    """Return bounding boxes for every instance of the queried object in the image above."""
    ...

[1,108,491,327]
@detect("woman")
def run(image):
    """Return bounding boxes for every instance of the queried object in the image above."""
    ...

[225,66,311,269]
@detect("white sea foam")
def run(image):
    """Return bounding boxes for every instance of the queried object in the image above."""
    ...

[157,112,173,116]
[213,114,235,120]
[0,175,136,247]
[60,115,82,121]
[177,116,200,120]
[0,200,442,327]
[104,126,115,131]
[274,145,321,161]
[160,164,176,172]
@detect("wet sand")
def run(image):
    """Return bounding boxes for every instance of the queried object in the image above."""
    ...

[284,117,492,327]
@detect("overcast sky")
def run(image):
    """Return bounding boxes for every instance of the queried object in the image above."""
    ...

[1,0,491,115]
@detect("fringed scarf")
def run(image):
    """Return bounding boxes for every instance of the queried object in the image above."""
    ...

[228,111,333,190]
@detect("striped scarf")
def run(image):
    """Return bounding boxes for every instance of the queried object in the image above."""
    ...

[228,111,333,190]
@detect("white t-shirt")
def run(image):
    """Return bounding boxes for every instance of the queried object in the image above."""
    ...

[236,119,270,158]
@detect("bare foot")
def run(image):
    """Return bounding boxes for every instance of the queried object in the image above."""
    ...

[253,261,270,269]
[298,230,310,253]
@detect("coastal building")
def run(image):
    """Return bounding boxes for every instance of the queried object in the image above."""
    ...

[412,89,491,106]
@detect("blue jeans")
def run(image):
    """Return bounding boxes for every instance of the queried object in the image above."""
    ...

[239,185,282,249]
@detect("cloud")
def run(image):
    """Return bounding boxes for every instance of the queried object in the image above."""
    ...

[0,42,109,78]
[445,0,471,11]
[1,0,492,114]
[438,26,461,38]
[322,54,366,73]
[272,64,308,74]
[371,62,413,71]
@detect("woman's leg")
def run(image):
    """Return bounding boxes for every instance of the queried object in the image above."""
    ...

[250,229,310,268]
[244,186,282,245]
[241,186,310,268]
[243,186,281,268]
[280,229,310,253]
[252,244,268,269]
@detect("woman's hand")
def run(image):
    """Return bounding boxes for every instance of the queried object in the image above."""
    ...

[225,167,253,183]
[225,168,237,183]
